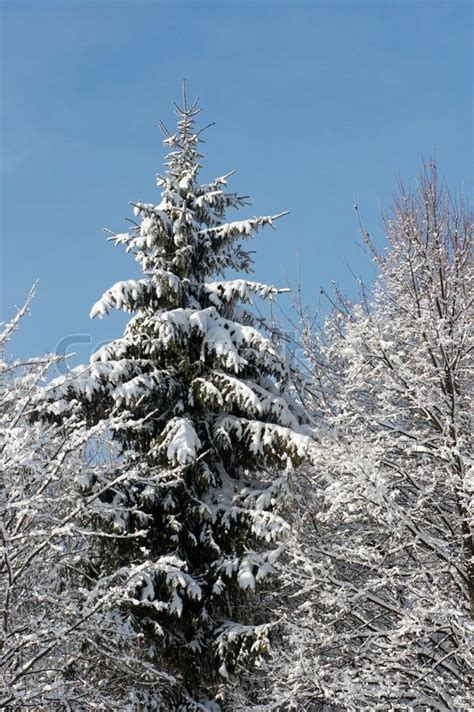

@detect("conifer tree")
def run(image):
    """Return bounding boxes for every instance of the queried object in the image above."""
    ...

[48,88,311,708]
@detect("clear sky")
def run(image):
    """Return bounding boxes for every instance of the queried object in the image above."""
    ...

[1,0,472,370]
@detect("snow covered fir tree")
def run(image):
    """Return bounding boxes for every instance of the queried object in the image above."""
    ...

[44,88,312,709]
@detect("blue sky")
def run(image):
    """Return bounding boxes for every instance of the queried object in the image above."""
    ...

[1,0,472,369]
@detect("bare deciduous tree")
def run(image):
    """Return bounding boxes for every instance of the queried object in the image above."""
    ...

[237,165,473,711]
[1,298,180,709]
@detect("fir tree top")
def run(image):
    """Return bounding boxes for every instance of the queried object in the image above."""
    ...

[99,84,287,290]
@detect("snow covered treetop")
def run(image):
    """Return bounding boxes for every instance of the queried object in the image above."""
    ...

[104,87,287,285]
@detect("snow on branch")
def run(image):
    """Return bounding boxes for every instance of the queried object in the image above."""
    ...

[199,212,289,242]
[203,279,290,308]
